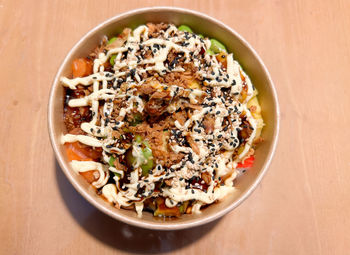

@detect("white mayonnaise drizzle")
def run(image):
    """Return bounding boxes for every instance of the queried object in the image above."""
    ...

[70,160,109,188]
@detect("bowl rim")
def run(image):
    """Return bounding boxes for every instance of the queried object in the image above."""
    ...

[48,6,280,230]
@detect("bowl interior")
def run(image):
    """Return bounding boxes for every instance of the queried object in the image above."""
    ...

[49,7,279,230]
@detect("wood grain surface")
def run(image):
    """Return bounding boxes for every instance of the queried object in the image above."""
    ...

[1,0,349,254]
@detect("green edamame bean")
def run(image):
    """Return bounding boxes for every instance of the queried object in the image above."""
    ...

[125,135,154,176]
[178,25,193,33]
[209,38,227,54]
[109,156,121,177]
[207,48,215,55]
[109,156,116,167]
[108,37,117,45]
[141,147,154,176]
[110,55,116,66]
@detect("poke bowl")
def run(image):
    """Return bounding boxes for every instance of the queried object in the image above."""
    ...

[48,7,279,230]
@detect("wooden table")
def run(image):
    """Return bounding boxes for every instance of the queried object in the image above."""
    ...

[1,0,349,254]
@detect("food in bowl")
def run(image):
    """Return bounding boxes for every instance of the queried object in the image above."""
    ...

[60,23,264,218]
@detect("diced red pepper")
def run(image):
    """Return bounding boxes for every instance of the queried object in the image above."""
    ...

[236,155,255,168]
